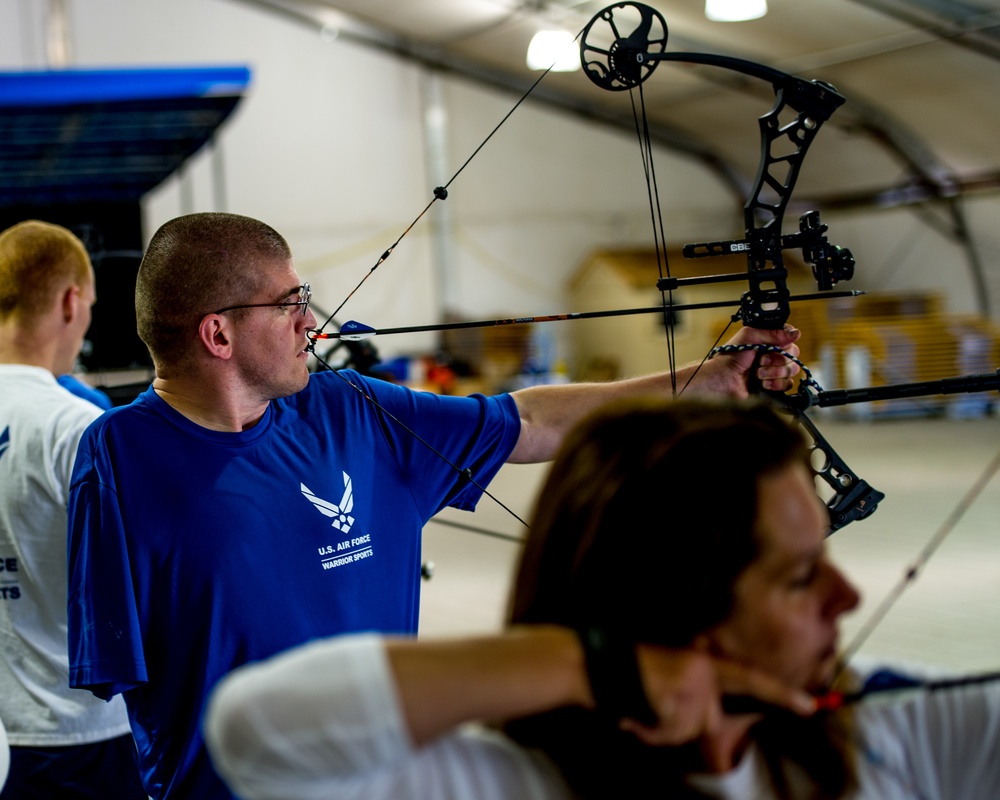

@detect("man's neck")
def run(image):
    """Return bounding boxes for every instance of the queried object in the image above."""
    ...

[152,376,269,432]
[0,328,60,374]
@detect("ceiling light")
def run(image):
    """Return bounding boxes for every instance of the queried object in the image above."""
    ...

[526,30,579,71]
[705,0,768,22]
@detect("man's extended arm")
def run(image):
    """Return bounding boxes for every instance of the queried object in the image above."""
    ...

[508,325,801,463]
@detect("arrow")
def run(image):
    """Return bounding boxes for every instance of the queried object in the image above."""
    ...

[307,291,865,341]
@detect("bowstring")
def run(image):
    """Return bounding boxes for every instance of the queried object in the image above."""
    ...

[308,32,592,532]
[315,31,585,338]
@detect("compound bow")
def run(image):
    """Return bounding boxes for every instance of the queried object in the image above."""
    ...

[309,1,888,534]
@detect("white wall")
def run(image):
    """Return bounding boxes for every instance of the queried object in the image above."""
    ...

[3,0,996,369]
[829,198,999,319]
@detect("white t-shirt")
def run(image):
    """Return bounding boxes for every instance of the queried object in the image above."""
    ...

[205,633,1000,800]
[0,364,132,745]
[206,634,571,800]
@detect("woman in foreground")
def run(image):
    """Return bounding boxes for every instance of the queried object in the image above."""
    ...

[205,398,1000,799]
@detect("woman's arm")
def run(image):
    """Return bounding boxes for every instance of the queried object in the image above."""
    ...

[205,628,815,796]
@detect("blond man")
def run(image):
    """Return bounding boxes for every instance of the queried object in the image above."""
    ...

[0,221,144,798]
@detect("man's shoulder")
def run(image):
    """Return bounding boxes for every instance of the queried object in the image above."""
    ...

[300,369,516,415]
[290,369,385,408]
[0,365,103,428]
[70,393,162,488]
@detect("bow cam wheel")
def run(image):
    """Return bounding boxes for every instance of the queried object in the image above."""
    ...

[581,2,668,91]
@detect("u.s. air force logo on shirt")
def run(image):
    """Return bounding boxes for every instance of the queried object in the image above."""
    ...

[302,472,373,571]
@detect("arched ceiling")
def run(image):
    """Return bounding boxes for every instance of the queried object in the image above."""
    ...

[234,0,1000,213]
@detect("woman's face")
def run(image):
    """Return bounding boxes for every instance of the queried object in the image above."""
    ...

[707,462,861,692]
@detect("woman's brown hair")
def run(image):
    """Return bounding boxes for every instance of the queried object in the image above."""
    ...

[505,396,855,799]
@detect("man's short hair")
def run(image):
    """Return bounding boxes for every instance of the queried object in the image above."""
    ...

[0,220,92,324]
[135,212,292,369]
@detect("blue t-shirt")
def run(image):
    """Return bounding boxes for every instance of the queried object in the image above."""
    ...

[67,370,520,799]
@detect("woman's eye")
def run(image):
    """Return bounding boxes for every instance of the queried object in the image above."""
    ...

[791,565,819,588]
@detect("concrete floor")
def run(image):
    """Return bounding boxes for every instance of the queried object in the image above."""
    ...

[420,414,1000,674]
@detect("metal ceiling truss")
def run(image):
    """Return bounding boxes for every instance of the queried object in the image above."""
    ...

[231,0,997,315]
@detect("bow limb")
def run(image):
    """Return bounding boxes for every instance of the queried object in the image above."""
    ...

[765,390,885,534]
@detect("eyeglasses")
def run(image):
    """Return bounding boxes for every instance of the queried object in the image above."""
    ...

[213,283,312,317]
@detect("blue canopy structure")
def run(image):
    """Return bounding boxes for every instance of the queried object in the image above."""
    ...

[0,66,251,376]
[0,66,251,206]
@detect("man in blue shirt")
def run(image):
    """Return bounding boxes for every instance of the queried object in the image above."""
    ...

[67,212,801,799]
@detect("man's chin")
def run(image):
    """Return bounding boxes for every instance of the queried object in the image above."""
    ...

[267,372,310,400]
[289,371,310,395]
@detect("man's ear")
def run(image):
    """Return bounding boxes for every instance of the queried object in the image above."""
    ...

[197,314,235,361]
[60,285,80,324]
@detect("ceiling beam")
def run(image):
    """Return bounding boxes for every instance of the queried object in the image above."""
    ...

[848,0,1000,61]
